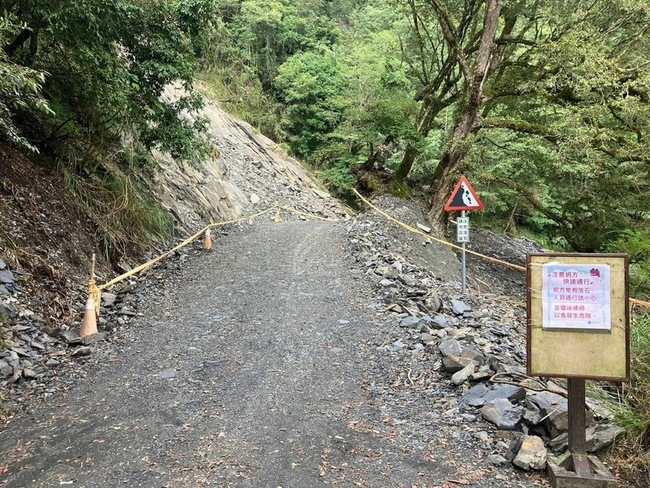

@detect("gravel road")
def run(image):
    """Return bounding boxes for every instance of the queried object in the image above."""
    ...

[0,220,545,487]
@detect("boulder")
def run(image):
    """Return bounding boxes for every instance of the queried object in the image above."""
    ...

[480,398,524,430]
[513,435,547,471]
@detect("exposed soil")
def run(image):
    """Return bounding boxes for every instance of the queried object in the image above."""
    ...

[0,148,106,330]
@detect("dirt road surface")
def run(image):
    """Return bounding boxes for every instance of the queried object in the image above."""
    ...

[0,221,544,487]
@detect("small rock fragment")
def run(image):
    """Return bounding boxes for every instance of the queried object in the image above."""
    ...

[159,368,177,379]
[450,299,471,317]
[0,270,14,284]
[451,362,476,385]
[399,316,421,329]
[71,347,93,358]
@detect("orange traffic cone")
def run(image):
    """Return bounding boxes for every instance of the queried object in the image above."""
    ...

[80,295,98,339]
[203,229,213,250]
[274,208,282,222]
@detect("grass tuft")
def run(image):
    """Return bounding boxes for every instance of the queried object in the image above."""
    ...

[59,156,172,262]
[608,313,650,483]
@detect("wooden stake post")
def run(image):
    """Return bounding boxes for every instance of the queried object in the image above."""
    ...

[527,254,629,487]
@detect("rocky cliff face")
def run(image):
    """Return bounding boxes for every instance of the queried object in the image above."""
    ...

[153,86,344,235]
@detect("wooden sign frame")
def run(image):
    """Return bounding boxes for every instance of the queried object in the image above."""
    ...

[527,253,630,381]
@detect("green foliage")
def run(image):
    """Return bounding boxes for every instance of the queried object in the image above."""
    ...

[608,230,650,297]
[198,71,283,141]
[60,153,172,260]
[3,0,215,161]
[0,16,52,152]
[203,0,341,89]
[274,48,345,158]
[200,0,649,291]
[319,163,356,200]
[609,313,650,479]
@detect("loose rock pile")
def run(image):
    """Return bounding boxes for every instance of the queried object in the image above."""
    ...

[0,257,90,410]
[346,197,625,473]
[0,238,204,414]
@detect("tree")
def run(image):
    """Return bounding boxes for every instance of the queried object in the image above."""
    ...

[424,0,501,226]
[1,0,218,161]
[274,48,345,157]
[0,16,51,151]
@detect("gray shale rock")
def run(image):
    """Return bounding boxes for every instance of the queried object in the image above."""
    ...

[527,391,593,438]
[0,269,15,284]
[462,384,526,408]
[0,301,18,320]
[451,299,471,317]
[480,398,524,430]
[423,295,442,314]
[442,355,475,373]
[469,365,492,382]
[486,454,508,467]
[102,293,117,308]
[0,359,12,378]
[549,424,625,453]
[586,424,625,452]
[483,385,527,404]
[430,315,451,329]
[399,316,421,329]
[379,278,397,288]
[460,346,485,364]
[460,383,490,408]
[438,339,462,357]
[451,362,476,385]
[512,435,547,471]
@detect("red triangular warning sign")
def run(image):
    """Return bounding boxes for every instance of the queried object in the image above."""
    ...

[444,176,484,211]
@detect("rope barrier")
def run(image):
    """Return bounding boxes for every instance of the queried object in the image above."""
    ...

[96,205,340,292]
[278,205,337,222]
[352,188,650,310]
[352,189,526,272]
[79,191,648,339]
[98,207,275,291]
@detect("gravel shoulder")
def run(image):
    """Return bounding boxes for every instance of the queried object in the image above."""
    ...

[0,220,547,488]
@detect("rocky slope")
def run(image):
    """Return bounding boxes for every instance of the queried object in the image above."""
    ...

[152,84,343,234]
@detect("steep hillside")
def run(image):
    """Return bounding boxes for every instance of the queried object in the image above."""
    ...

[151,85,343,235]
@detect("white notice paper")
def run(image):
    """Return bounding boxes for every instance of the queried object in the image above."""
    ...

[541,263,611,331]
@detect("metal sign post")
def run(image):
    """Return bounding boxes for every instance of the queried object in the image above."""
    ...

[445,176,483,295]
[457,212,470,294]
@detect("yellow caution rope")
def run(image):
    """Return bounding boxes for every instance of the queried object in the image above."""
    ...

[96,205,341,292]
[352,189,650,310]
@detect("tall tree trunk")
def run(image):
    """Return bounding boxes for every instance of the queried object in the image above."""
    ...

[428,0,501,228]
[393,97,449,185]
[394,144,419,182]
